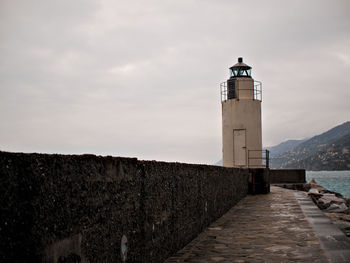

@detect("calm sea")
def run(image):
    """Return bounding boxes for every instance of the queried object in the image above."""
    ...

[306,171,350,198]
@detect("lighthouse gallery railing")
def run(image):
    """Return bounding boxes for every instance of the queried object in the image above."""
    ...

[220,80,262,102]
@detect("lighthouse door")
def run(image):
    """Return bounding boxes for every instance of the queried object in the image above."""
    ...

[233,129,247,166]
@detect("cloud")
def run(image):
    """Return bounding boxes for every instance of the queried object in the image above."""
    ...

[1,0,350,163]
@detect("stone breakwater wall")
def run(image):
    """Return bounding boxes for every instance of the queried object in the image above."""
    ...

[0,151,249,263]
[270,169,305,184]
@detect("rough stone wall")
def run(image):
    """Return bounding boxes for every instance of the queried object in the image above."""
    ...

[141,161,248,262]
[270,169,306,184]
[0,152,143,263]
[0,151,249,263]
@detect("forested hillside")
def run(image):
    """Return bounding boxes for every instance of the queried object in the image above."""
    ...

[270,121,350,170]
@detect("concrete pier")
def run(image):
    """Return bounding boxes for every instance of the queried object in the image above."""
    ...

[165,187,350,263]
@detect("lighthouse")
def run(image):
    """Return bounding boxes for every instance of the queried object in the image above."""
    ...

[221,57,263,168]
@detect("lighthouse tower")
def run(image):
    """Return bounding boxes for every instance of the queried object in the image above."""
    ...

[221,57,262,168]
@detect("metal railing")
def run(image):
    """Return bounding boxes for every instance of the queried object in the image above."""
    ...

[220,82,227,102]
[248,149,270,168]
[254,81,262,101]
[220,80,262,102]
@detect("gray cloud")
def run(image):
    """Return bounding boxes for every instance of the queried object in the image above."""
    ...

[1,0,349,164]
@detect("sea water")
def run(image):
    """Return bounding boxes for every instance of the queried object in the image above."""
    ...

[306,171,350,198]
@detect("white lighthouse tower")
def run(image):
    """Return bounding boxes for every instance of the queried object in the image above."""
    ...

[221,57,263,168]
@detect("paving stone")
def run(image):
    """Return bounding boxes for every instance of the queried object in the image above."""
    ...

[165,187,332,263]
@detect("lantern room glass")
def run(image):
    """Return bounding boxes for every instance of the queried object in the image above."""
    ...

[230,68,251,77]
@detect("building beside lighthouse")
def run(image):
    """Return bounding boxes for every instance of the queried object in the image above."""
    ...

[221,57,263,168]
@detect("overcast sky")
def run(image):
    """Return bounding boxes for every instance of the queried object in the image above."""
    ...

[1,0,349,164]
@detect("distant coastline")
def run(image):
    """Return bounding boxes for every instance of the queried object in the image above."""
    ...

[269,121,350,170]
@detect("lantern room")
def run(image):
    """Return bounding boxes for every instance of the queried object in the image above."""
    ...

[229,57,252,78]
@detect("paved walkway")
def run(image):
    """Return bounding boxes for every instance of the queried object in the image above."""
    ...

[165,187,350,263]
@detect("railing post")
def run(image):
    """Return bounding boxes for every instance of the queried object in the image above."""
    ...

[266,150,270,169]
[248,150,250,168]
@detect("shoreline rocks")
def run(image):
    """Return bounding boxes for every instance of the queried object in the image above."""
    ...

[307,179,350,212]
[307,179,350,237]
[273,180,350,237]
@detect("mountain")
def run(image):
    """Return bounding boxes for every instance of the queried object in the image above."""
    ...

[282,133,350,170]
[266,139,307,158]
[270,121,350,170]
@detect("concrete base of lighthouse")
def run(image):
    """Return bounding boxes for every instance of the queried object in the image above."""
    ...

[222,99,262,168]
